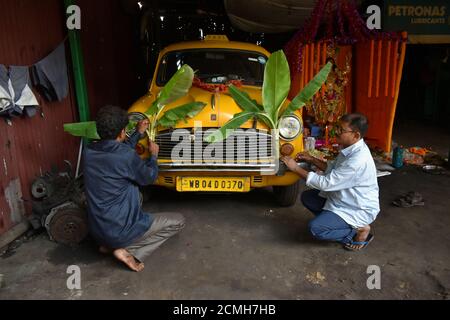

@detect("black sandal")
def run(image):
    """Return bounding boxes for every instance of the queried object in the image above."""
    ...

[392,191,425,208]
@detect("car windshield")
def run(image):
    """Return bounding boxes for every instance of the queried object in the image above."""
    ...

[156,49,267,86]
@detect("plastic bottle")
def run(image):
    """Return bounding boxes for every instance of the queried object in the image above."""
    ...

[392,146,404,168]
[304,137,316,151]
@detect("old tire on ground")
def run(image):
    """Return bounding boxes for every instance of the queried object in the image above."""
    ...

[273,181,301,207]
[47,207,88,246]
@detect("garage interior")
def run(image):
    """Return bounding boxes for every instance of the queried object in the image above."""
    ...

[0,0,449,300]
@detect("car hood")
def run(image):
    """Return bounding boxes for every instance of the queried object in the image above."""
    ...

[129,86,270,131]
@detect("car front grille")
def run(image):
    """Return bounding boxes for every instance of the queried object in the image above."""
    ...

[155,129,277,172]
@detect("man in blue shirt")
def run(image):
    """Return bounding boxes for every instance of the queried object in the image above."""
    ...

[282,113,379,251]
[83,106,185,272]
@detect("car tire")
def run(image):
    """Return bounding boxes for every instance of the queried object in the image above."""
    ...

[273,181,301,207]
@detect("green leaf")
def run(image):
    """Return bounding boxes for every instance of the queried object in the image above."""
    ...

[157,65,195,107]
[228,85,263,113]
[143,64,196,138]
[144,65,195,116]
[64,122,100,140]
[262,50,291,123]
[204,112,255,143]
[158,102,207,128]
[226,86,272,128]
[144,100,159,117]
[255,112,276,129]
[281,62,332,118]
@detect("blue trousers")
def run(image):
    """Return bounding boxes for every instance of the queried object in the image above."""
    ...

[301,189,356,245]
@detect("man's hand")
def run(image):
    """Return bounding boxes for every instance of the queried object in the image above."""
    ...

[136,119,150,135]
[281,156,299,172]
[281,156,309,179]
[149,140,159,157]
[296,151,328,172]
[295,152,314,163]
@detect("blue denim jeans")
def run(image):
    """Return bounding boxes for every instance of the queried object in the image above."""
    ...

[301,189,356,245]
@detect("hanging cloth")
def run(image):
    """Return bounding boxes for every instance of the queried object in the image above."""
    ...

[0,65,39,117]
[31,43,69,102]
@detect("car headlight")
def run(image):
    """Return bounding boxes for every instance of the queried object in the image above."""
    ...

[279,116,302,140]
[126,112,148,137]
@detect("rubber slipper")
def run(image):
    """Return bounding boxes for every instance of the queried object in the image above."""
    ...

[392,197,425,208]
[344,234,374,252]
[404,192,424,203]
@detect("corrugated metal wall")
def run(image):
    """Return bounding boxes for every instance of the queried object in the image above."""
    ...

[0,0,79,236]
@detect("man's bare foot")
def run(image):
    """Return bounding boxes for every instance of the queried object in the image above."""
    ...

[346,225,372,251]
[99,246,112,254]
[113,249,144,272]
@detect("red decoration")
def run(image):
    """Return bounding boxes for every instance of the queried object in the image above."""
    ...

[284,0,404,75]
[192,77,243,93]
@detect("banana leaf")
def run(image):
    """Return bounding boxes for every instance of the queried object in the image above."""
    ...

[204,112,255,143]
[262,50,291,122]
[145,65,195,116]
[159,65,195,105]
[228,85,263,113]
[158,102,207,128]
[64,121,100,140]
[281,62,332,119]
[144,100,159,117]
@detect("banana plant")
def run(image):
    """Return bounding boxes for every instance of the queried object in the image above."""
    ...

[142,64,205,140]
[204,51,332,144]
[64,65,206,141]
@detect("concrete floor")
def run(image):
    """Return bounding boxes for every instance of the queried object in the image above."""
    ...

[0,163,449,300]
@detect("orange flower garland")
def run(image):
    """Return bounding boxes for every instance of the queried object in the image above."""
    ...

[192,77,243,93]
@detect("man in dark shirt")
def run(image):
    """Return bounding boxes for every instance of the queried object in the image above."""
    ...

[83,105,185,272]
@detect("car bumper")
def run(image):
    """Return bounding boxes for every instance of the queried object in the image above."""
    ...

[154,170,303,191]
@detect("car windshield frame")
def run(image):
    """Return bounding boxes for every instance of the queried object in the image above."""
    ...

[155,48,268,87]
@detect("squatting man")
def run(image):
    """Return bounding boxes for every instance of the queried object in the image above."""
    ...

[83,106,185,272]
[282,113,380,251]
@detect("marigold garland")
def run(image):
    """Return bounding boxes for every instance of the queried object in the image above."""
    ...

[192,77,243,93]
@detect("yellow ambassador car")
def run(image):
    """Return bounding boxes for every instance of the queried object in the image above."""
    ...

[128,35,305,206]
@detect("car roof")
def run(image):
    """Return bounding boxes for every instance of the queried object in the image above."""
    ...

[160,39,271,57]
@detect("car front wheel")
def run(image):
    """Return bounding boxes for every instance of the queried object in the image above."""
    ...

[273,181,301,207]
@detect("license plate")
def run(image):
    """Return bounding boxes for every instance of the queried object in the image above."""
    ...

[176,177,250,192]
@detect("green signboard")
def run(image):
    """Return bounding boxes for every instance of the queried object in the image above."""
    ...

[384,0,450,35]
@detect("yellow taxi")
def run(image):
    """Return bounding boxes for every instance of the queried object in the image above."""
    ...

[128,35,304,206]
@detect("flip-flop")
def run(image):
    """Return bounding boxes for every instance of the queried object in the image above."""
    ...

[392,192,425,207]
[392,197,425,208]
[344,234,374,252]
[405,191,423,203]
